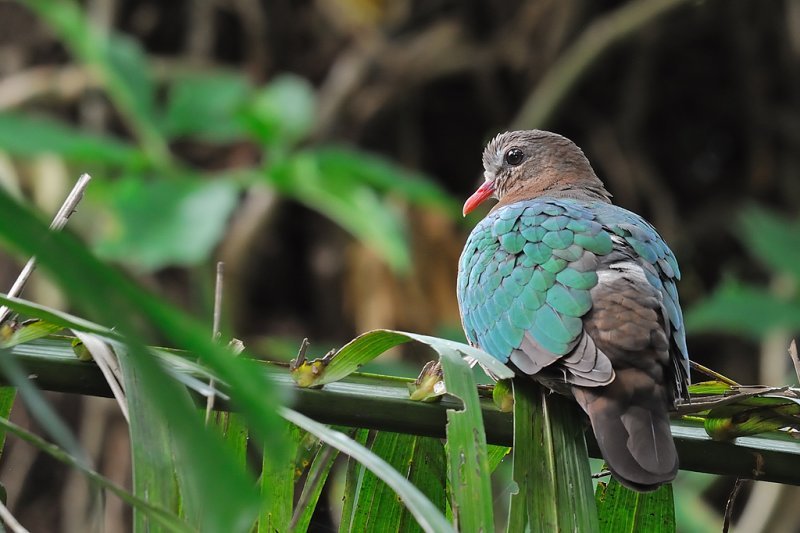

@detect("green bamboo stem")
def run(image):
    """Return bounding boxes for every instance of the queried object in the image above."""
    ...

[7,341,800,486]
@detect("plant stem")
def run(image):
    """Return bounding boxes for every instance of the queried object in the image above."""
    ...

[0,173,91,324]
[9,339,800,486]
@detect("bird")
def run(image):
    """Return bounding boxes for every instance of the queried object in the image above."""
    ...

[457,130,689,491]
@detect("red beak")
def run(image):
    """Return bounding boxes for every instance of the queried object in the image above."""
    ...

[463,180,495,216]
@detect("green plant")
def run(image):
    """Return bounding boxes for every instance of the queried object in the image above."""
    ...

[2,0,457,273]
[687,206,800,338]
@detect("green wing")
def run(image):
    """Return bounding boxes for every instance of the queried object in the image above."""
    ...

[457,199,612,364]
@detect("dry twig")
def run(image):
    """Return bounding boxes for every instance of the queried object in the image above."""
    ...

[789,340,800,385]
[205,261,224,424]
[0,173,92,325]
[723,478,746,533]
[0,498,29,533]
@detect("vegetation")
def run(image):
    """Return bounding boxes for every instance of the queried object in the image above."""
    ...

[1,0,799,531]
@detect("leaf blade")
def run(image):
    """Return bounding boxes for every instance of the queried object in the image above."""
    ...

[280,408,455,533]
[509,379,599,531]
[439,348,494,532]
[596,478,675,533]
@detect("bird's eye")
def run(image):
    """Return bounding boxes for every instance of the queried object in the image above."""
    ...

[504,148,524,166]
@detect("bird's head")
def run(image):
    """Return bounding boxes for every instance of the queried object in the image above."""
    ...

[463,130,611,216]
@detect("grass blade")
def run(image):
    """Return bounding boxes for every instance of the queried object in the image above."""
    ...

[117,350,182,531]
[0,387,15,461]
[259,421,304,533]
[439,347,494,531]
[119,344,261,532]
[280,408,455,533]
[339,429,370,532]
[596,478,675,532]
[0,186,287,530]
[290,440,340,532]
[212,411,250,467]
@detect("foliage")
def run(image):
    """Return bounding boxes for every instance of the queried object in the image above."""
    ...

[596,478,675,532]
[3,0,458,272]
[0,177,674,530]
[687,207,800,338]
[2,2,799,532]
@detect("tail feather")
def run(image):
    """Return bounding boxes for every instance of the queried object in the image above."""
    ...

[573,369,678,491]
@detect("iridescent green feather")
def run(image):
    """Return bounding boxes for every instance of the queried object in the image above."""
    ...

[456,197,689,382]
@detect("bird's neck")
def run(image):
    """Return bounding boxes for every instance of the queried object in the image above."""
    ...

[494,176,612,211]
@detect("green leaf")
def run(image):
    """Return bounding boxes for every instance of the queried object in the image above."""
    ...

[339,429,370,533]
[290,440,340,533]
[401,437,447,532]
[211,411,250,467]
[0,413,189,532]
[740,206,800,283]
[264,146,460,272]
[0,294,121,339]
[280,408,455,533]
[0,347,86,464]
[118,350,182,531]
[258,421,304,533]
[163,73,252,141]
[290,329,512,388]
[0,388,15,461]
[241,74,316,149]
[704,396,800,440]
[0,113,145,167]
[118,343,262,533]
[19,0,170,167]
[487,444,511,472]
[685,280,800,338]
[688,380,734,396]
[308,148,459,216]
[346,433,446,533]
[492,379,513,412]
[0,185,289,530]
[596,478,675,533]
[103,32,158,129]
[95,177,240,270]
[508,379,599,531]
[267,152,411,272]
[439,348,494,531]
[0,319,63,348]
[347,432,411,531]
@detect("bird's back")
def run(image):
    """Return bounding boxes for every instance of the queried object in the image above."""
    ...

[457,197,689,490]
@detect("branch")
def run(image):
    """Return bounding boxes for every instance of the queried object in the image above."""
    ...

[8,338,800,487]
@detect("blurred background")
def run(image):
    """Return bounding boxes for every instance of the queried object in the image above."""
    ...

[1,0,799,531]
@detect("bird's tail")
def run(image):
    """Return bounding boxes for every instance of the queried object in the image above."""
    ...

[572,368,678,491]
